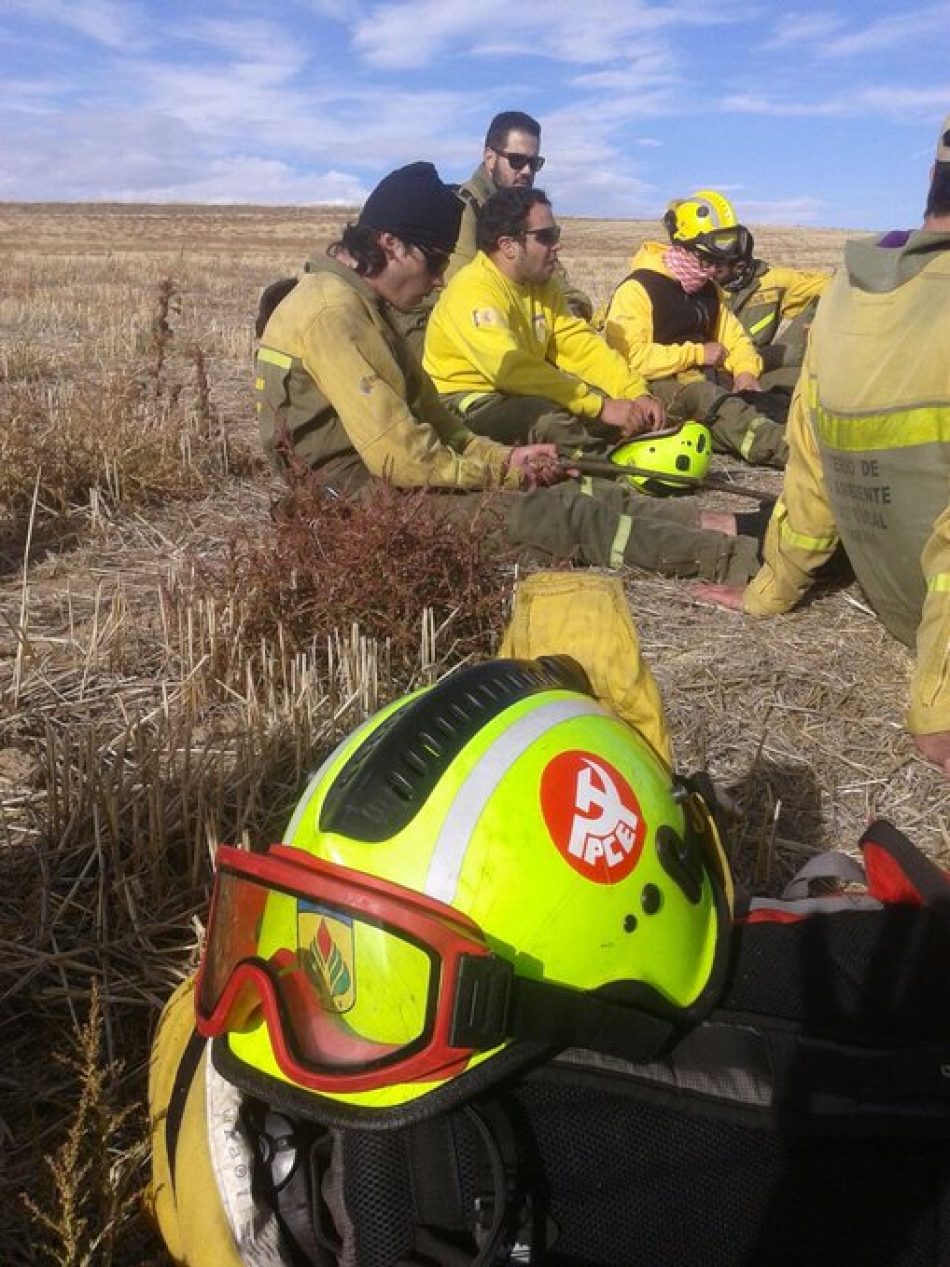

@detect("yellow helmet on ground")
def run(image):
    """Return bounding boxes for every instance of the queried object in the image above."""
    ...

[664,190,751,263]
[610,422,712,496]
[196,658,733,1125]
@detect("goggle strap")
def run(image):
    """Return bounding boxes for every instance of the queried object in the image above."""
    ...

[450,954,676,1063]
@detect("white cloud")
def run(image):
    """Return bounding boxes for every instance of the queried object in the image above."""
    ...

[350,0,747,70]
[10,0,148,50]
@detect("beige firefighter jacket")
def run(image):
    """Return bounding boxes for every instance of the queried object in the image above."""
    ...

[423,251,647,418]
[726,261,830,347]
[603,241,763,383]
[255,255,515,490]
[744,229,950,736]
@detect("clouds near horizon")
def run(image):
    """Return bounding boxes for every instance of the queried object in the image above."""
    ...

[1,0,947,227]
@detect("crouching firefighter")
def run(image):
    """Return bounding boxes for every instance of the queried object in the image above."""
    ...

[147,655,734,1266]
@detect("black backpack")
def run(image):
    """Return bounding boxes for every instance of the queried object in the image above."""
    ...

[239,818,950,1267]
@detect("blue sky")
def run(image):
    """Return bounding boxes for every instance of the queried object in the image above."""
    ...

[1,0,947,228]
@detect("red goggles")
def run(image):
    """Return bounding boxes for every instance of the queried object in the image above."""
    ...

[196,844,516,1093]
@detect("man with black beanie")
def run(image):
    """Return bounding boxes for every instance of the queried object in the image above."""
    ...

[254,161,760,586]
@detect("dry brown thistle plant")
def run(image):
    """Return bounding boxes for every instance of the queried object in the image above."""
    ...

[173,459,515,693]
[21,982,149,1267]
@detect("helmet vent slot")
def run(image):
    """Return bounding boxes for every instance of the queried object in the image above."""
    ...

[319,657,593,841]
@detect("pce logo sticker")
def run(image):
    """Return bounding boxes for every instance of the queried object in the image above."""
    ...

[298,904,356,1012]
[540,751,646,883]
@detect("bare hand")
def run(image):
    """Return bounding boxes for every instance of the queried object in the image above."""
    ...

[702,342,727,367]
[912,731,950,778]
[599,395,665,437]
[628,393,666,433]
[506,443,566,489]
[733,372,761,392]
[690,582,746,610]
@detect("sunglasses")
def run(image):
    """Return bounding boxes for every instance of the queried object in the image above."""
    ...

[493,149,545,174]
[412,241,451,277]
[522,225,561,247]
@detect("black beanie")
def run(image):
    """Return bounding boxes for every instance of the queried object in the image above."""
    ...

[357,161,462,254]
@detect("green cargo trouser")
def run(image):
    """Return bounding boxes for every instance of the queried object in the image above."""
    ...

[649,376,789,469]
[500,477,760,584]
[318,458,760,586]
[440,391,610,456]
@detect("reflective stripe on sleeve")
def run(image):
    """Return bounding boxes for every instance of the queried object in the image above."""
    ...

[579,476,595,497]
[927,573,950,593]
[749,313,777,337]
[424,698,605,905]
[779,519,838,552]
[257,347,293,370]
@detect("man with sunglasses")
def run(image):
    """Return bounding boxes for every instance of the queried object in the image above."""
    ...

[603,190,790,468]
[256,161,760,587]
[424,187,672,455]
[393,112,591,358]
[452,111,592,319]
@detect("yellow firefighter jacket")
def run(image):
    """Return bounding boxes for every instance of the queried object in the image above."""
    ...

[726,261,830,348]
[744,229,950,736]
[423,251,648,420]
[147,978,264,1266]
[255,256,516,490]
[450,165,593,319]
[603,241,763,383]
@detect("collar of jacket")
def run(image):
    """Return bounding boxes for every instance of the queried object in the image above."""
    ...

[303,252,387,309]
[460,163,494,206]
[845,228,950,294]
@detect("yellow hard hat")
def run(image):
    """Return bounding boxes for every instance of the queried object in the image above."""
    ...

[664,190,751,262]
[610,422,712,496]
[196,657,733,1122]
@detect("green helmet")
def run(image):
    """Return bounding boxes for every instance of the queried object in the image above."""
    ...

[610,422,712,496]
[197,658,733,1125]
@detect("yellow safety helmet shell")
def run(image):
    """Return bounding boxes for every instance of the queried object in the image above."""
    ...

[611,422,712,496]
[213,658,732,1122]
[664,189,738,246]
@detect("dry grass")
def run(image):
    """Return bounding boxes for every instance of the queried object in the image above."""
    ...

[1,204,947,1266]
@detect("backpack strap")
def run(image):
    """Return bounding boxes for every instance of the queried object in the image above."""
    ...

[859,818,950,905]
[745,818,950,922]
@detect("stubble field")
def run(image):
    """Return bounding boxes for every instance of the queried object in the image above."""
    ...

[1,204,947,1265]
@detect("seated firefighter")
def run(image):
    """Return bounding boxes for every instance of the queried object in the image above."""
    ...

[603,190,790,469]
[148,651,736,1266]
[722,239,830,378]
[254,161,760,586]
[392,109,593,358]
[423,186,664,454]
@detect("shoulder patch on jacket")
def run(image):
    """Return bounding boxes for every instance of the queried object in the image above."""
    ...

[471,307,505,329]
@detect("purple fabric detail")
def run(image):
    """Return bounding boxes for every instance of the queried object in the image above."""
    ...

[878,230,911,248]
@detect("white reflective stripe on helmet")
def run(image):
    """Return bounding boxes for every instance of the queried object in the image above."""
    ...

[424,697,605,905]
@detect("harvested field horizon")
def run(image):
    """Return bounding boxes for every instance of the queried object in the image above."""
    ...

[1,204,946,1266]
